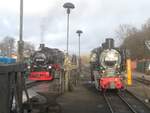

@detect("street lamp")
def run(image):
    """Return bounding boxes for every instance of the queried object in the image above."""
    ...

[76,30,83,72]
[63,3,75,91]
[63,2,75,54]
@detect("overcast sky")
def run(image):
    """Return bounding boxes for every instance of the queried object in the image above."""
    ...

[0,0,150,54]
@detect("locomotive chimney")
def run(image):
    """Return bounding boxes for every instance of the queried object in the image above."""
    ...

[105,38,114,49]
[102,42,107,49]
[39,44,45,50]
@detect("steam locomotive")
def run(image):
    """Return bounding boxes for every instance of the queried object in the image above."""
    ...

[90,38,126,91]
[28,44,65,81]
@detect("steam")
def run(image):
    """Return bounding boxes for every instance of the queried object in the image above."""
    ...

[40,17,49,44]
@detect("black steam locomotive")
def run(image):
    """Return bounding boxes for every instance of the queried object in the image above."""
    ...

[28,44,65,81]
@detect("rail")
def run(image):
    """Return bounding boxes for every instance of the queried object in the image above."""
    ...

[134,77,150,86]
[103,92,136,113]
[26,81,49,89]
[118,90,150,113]
[125,90,150,110]
[103,93,114,113]
[103,91,150,113]
[117,93,138,113]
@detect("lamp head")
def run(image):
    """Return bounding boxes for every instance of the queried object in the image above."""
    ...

[76,30,83,34]
[63,2,75,14]
[63,2,75,9]
[76,30,83,36]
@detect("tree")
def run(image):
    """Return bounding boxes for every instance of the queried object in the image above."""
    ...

[117,20,150,59]
[23,42,35,58]
[116,24,137,42]
[0,36,15,57]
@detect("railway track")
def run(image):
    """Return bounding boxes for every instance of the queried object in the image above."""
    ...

[25,79,62,93]
[134,77,150,86]
[26,81,44,89]
[22,80,51,103]
[103,90,150,113]
[22,80,62,113]
[25,80,54,89]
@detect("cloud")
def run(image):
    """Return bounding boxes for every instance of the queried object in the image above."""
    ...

[0,0,59,15]
[0,0,150,54]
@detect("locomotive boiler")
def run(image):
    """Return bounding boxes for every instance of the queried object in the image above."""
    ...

[90,38,126,91]
[28,44,65,81]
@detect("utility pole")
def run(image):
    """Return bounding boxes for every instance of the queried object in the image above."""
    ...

[17,0,24,112]
[18,0,24,62]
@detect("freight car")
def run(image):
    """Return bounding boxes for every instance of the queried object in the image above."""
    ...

[28,44,65,81]
[90,38,126,91]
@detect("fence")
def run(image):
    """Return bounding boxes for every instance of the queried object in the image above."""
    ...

[0,63,27,113]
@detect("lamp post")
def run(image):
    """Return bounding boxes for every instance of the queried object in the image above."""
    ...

[76,30,83,73]
[18,0,24,62]
[63,2,75,91]
[63,2,75,55]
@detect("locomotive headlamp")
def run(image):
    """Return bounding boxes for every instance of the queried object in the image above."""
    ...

[117,65,120,68]
[148,64,150,69]
[102,70,105,73]
[48,65,52,69]
[27,66,30,69]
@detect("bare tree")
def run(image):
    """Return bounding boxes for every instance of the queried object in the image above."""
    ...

[115,24,138,43]
[118,20,150,59]
[0,36,15,57]
[23,42,35,58]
